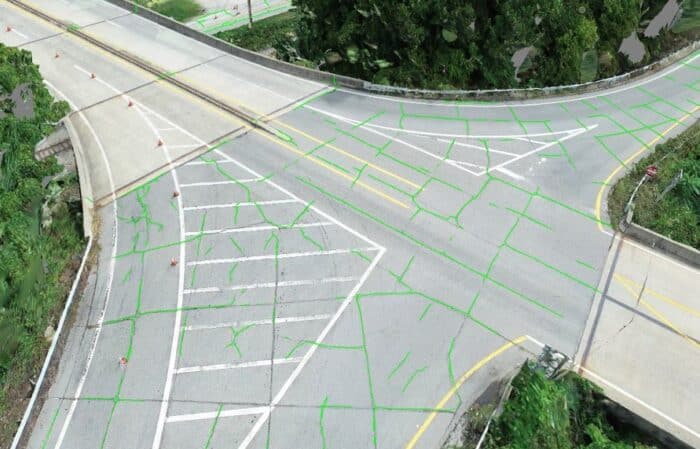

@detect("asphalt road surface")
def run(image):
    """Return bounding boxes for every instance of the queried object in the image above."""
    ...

[3,0,700,448]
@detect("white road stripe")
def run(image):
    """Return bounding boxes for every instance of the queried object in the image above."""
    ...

[184,276,360,294]
[187,247,377,266]
[183,199,297,211]
[166,406,268,424]
[187,159,237,166]
[175,357,302,374]
[43,82,119,449]
[11,28,28,39]
[179,179,261,187]
[185,314,332,331]
[495,167,525,181]
[237,249,386,449]
[184,221,334,237]
[436,137,519,156]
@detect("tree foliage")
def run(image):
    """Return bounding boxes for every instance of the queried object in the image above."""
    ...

[289,0,691,89]
[0,44,79,380]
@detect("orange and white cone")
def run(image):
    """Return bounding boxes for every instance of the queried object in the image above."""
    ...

[118,356,128,368]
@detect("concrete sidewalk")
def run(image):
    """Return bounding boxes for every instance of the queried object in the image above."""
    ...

[576,235,700,448]
[185,0,292,34]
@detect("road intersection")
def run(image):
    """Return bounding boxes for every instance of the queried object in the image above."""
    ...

[2,0,700,448]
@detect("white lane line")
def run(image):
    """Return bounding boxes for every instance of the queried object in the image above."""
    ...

[130,100,188,449]
[179,179,261,187]
[436,137,519,156]
[10,27,28,39]
[175,357,302,374]
[237,248,386,449]
[166,406,268,424]
[104,20,125,29]
[307,104,585,139]
[157,127,178,131]
[333,51,700,108]
[184,276,360,294]
[580,367,700,440]
[183,199,298,211]
[185,314,332,331]
[187,247,378,266]
[44,83,119,449]
[187,159,237,166]
[514,136,548,145]
[495,167,525,181]
[184,221,334,237]
[481,126,597,176]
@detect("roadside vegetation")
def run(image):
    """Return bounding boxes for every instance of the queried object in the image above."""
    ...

[0,44,84,445]
[216,11,300,52]
[217,0,698,90]
[454,363,658,449]
[608,121,700,249]
[140,0,203,22]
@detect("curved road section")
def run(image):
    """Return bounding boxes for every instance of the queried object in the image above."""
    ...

[2,1,699,448]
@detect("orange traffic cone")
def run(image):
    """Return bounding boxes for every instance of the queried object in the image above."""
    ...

[6,26,12,32]
[90,73,96,79]
[170,258,178,267]
[118,356,128,368]
[128,99,134,107]
[157,139,164,147]
[172,191,180,198]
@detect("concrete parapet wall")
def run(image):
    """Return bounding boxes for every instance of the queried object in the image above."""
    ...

[625,222,700,268]
[105,0,698,101]
[62,116,94,238]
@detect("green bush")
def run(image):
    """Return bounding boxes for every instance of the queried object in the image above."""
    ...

[0,44,83,444]
[608,121,700,249]
[216,11,300,52]
[480,364,656,449]
[150,0,202,22]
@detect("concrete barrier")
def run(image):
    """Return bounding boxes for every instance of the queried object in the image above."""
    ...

[62,115,94,238]
[104,0,699,101]
[625,222,700,268]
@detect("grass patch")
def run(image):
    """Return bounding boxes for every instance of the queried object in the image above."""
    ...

[215,11,299,52]
[150,0,202,22]
[608,121,700,249]
[454,363,658,449]
[0,44,85,446]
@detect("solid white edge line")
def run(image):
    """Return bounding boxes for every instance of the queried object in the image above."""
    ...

[179,178,260,187]
[166,406,269,424]
[44,82,119,449]
[9,238,92,449]
[183,199,298,211]
[185,314,333,331]
[183,221,334,237]
[187,247,377,266]
[175,357,302,374]
[184,276,361,294]
[580,367,700,440]
[236,248,386,449]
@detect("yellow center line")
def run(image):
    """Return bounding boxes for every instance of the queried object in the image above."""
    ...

[614,274,700,349]
[254,129,410,209]
[595,105,700,232]
[404,336,527,449]
[614,273,700,318]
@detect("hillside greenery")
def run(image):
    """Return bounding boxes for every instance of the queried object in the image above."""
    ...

[0,44,83,444]
[221,0,697,89]
[462,364,658,449]
[609,121,700,249]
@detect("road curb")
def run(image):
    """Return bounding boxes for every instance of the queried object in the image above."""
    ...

[622,220,700,268]
[104,0,698,101]
[62,115,94,238]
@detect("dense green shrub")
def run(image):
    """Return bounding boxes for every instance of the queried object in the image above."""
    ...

[609,122,700,249]
[480,365,656,449]
[0,44,83,442]
[275,0,697,89]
